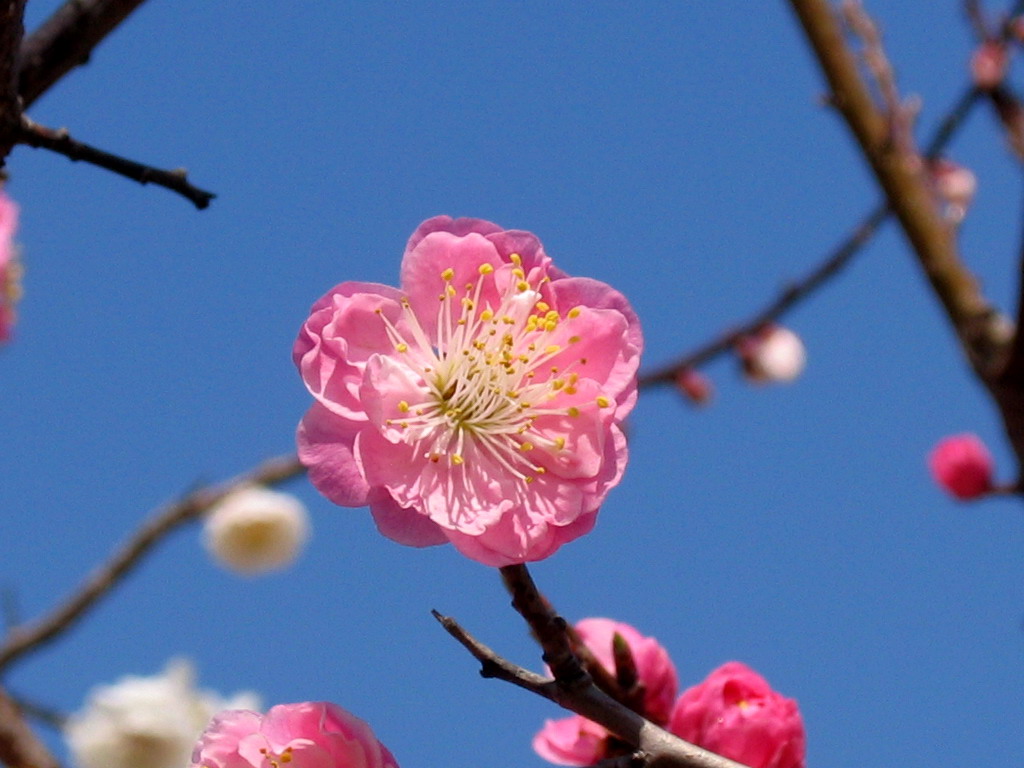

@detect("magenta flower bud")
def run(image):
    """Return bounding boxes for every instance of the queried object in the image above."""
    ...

[669,662,805,768]
[928,433,995,500]
[0,190,20,342]
[190,702,399,768]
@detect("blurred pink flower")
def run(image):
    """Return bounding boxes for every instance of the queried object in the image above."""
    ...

[669,662,805,768]
[738,325,805,384]
[190,702,398,768]
[533,618,677,766]
[928,433,994,500]
[294,216,642,566]
[0,190,20,342]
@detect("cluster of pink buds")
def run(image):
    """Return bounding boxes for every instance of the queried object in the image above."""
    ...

[533,618,805,768]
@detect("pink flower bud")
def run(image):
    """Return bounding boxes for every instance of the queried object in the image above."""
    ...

[533,618,678,765]
[669,662,806,768]
[928,433,994,500]
[191,702,399,768]
[0,190,20,343]
[970,40,1008,90]
[930,159,977,223]
[675,368,713,405]
[739,325,806,384]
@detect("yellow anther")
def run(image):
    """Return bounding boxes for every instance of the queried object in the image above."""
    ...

[441,267,455,281]
[526,317,539,331]
[462,297,475,309]
[545,345,561,355]
[395,343,408,353]
[564,386,577,395]
[524,476,535,484]
[447,284,456,296]
[398,400,410,413]
[520,441,534,451]
[479,263,495,275]
[545,310,559,321]
[568,307,581,318]
[512,267,525,279]
[517,280,529,292]
[596,396,611,408]
[554,436,566,450]
[552,379,565,390]
[569,335,581,344]
[481,309,494,321]
[567,406,580,417]
[579,357,588,365]
[502,315,516,325]
[510,252,522,265]
[451,454,464,465]
[374,307,383,315]
[536,301,550,312]
[535,466,546,474]
[544,319,558,332]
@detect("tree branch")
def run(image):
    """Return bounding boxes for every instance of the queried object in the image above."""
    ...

[0,0,27,163]
[0,684,60,768]
[0,453,306,672]
[435,569,752,768]
[17,116,216,209]
[18,0,149,108]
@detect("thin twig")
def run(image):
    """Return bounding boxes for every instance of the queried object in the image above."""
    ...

[0,453,306,671]
[0,0,27,161]
[18,0,149,108]
[0,685,60,768]
[17,116,216,209]
[639,203,888,388]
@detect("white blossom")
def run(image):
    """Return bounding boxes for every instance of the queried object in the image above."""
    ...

[65,659,259,768]
[745,326,806,383]
[203,486,310,575]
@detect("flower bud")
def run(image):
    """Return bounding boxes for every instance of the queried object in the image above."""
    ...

[675,367,713,405]
[970,40,1008,90]
[928,433,994,500]
[0,189,20,342]
[65,659,258,768]
[669,662,805,768]
[739,325,806,384]
[203,486,310,575]
[930,158,977,223]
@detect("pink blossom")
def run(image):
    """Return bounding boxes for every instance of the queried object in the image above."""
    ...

[928,433,994,500]
[190,702,398,768]
[294,217,642,566]
[738,325,805,384]
[930,159,977,223]
[533,618,677,766]
[0,190,20,342]
[669,662,805,768]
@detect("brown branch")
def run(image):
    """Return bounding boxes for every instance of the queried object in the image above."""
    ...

[434,573,752,768]
[17,116,216,209]
[18,0,148,108]
[0,453,306,672]
[0,0,27,162]
[639,202,888,388]
[0,684,60,768]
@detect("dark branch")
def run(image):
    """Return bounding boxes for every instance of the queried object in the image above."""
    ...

[17,116,216,209]
[0,454,305,672]
[639,203,889,388]
[18,0,148,108]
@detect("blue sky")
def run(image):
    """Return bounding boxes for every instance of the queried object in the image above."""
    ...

[2,2,1022,767]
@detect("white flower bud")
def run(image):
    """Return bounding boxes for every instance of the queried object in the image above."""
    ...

[64,659,259,768]
[203,486,310,575]
[742,325,806,383]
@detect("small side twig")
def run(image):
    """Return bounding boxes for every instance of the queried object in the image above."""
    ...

[639,202,889,388]
[0,453,305,672]
[16,115,216,209]
[18,0,149,108]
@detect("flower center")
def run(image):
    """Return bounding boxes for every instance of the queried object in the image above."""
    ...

[376,253,608,484]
